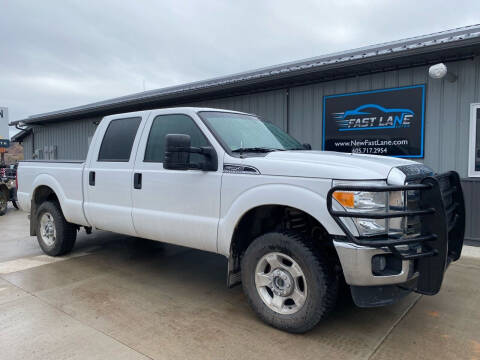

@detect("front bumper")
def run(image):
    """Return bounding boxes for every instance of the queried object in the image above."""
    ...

[328,171,465,305]
[333,241,415,286]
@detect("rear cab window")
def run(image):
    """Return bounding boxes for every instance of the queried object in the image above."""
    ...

[98,117,142,162]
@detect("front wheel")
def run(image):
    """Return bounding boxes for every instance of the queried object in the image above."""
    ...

[36,201,77,256]
[241,232,338,333]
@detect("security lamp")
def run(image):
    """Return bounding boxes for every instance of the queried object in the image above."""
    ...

[428,63,457,82]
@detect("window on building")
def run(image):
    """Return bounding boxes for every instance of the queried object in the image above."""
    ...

[144,114,209,165]
[98,117,141,162]
[469,104,480,177]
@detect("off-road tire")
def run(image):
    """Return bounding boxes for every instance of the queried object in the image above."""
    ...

[241,231,338,333]
[36,201,77,256]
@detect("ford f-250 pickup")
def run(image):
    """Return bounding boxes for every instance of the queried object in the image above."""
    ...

[16,107,465,333]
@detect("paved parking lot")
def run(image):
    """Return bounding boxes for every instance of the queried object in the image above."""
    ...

[0,207,479,360]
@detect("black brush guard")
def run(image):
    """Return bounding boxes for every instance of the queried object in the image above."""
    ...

[327,171,465,295]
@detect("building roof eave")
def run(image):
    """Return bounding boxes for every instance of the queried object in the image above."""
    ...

[10,24,480,126]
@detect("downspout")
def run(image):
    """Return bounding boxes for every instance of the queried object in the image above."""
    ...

[285,88,290,134]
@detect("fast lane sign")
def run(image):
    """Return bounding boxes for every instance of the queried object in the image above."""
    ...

[322,85,425,158]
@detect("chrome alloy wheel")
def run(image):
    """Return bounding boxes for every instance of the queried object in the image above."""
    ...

[40,212,57,247]
[255,252,307,315]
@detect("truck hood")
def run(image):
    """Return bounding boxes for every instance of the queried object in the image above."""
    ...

[238,151,417,180]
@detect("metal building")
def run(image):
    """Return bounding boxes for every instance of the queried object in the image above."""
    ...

[11,24,480,242]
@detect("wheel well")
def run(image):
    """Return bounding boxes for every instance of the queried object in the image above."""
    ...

[228,205,338,280]
[30,186,61,236]
[33,185,59,207]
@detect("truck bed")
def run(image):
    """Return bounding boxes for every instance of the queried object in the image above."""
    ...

[17,160,89,227]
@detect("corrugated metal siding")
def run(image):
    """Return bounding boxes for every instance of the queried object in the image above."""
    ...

[461,180,480,241]
[288,57,480,177]
[20,89,288,161]
[188,89,288,130]
[22,134,33,160]
[28,117,99,160]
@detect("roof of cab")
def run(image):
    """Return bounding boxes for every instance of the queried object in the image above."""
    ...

[103,107,254,120]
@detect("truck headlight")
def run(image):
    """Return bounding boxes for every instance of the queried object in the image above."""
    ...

[332,180,405,237]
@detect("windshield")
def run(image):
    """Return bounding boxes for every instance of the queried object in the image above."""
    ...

[199,111,304,152]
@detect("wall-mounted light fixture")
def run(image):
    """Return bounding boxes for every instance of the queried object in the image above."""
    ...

[428,63,457,82]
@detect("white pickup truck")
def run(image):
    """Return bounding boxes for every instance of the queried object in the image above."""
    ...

[17,107,465,333]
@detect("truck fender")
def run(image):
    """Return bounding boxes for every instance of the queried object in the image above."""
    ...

[217,183,345,256]
[30,174,89,227]
[31,174,67,206]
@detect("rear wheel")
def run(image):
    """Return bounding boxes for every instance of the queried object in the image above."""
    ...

[36,201,77,256]
[241,231,338,333]
[0,190,7,216]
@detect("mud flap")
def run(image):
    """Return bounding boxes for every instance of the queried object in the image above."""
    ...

[30,199,37,236]
[351,278,418,308]
[227,254,242,288]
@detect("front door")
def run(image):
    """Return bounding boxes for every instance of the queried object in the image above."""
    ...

[132,112,222,253]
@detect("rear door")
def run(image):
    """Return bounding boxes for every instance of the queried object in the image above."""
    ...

[131,110,223,252]
[84,113,147,236]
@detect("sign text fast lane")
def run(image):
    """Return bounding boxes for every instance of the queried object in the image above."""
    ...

[323,85,425,158]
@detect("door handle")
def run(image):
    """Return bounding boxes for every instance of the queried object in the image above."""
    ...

[134,173,142,189]
[89,171,95,186]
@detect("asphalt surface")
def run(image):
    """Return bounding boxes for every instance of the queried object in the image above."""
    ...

[0,206,479,360]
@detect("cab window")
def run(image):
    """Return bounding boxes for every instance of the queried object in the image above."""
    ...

[98,117,141,162]
[144,114,209,165]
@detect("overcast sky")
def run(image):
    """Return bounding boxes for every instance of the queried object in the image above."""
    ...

[2,0,480,136]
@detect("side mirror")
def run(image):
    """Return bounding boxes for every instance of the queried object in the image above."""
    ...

[163,134,218,171]
[303,143,312,150]
[164,134,191,170]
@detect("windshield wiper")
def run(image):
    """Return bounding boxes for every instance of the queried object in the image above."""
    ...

[231,147,283,153]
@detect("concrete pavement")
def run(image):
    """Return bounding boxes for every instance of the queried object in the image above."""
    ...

[0,207,479,360]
